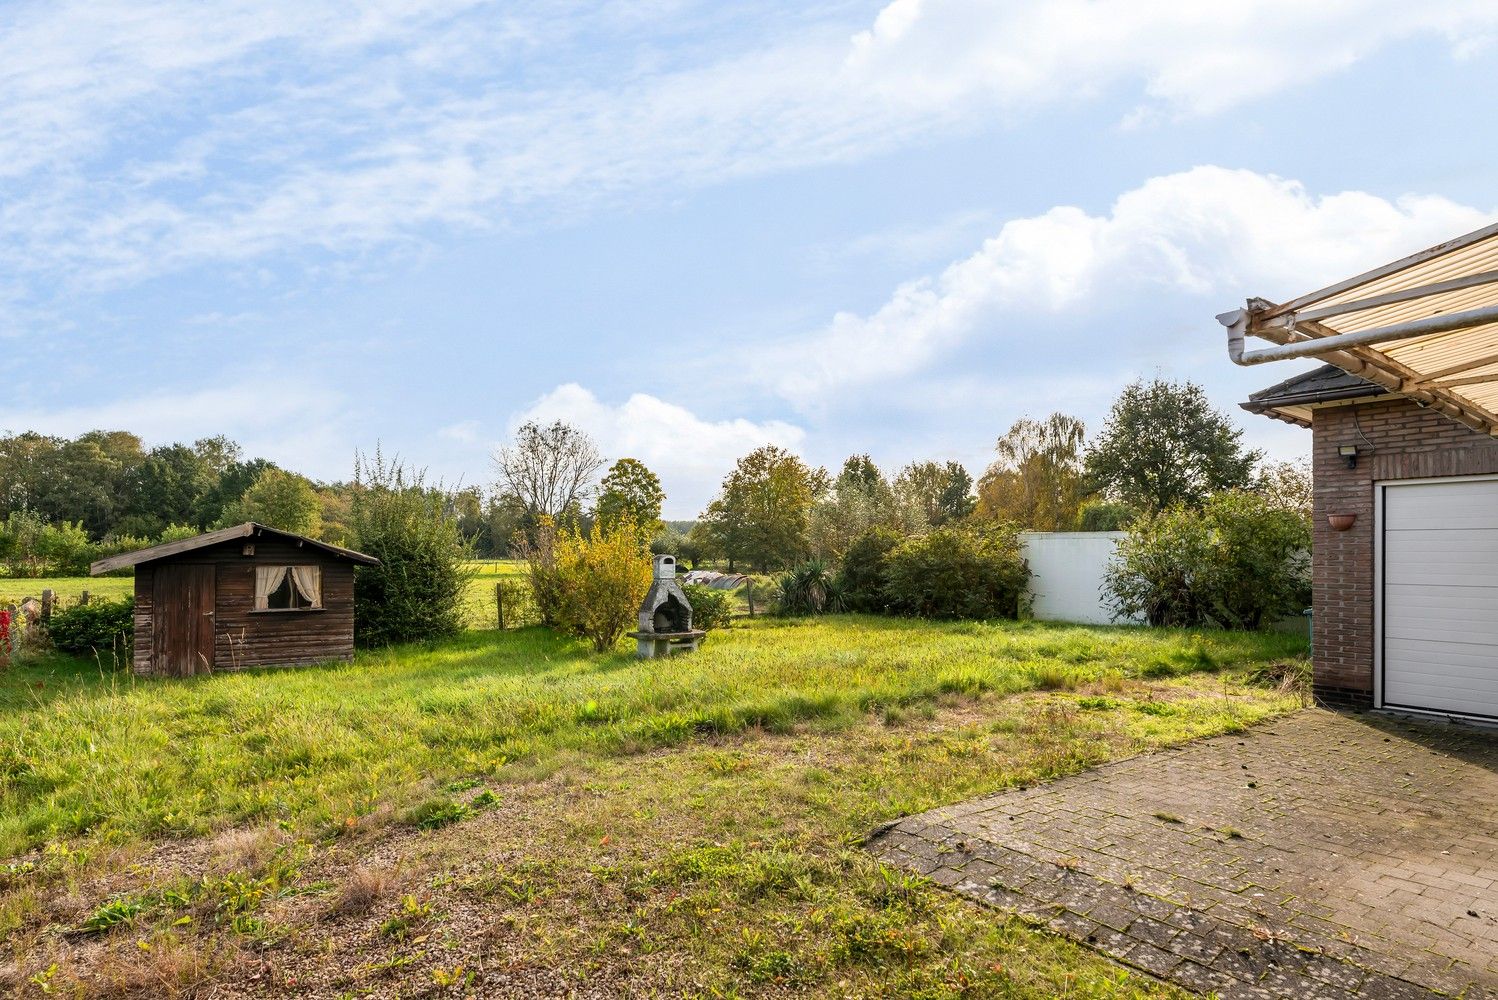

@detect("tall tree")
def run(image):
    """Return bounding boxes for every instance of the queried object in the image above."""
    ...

[121,443,216,535]
[809,455,900,559]
[220,467,323,535]
[595,458,665,532]
[893,460,974,527]
[976,413,1087,530]
[493,421,604,523]
[697,445,822,571]
[1085,379,1260,512]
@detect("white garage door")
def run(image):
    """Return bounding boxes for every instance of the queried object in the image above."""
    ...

[1382,477,1498,719]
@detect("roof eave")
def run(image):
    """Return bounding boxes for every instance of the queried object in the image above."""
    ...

[89,523,381,575]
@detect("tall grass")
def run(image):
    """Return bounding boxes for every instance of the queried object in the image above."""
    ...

[0,616,1304,857]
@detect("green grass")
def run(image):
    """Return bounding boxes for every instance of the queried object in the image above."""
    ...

[0,616,1303,857]
[0,576,133,609]
[0,615,1309,996]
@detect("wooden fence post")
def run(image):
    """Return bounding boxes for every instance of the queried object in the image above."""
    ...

[495,582,505,630]
[41,589,53,623]
[79,591,90,607]
[746,582,755,618]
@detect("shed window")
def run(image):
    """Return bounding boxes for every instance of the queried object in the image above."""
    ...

[254,566,322,611]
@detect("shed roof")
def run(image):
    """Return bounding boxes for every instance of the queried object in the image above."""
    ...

[1241,364,1389,426]
[1220,221,1498,435]
[90,523,381,575]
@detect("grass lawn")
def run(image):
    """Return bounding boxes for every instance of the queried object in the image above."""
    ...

[0,617,1307,996]
[0,576,133,608]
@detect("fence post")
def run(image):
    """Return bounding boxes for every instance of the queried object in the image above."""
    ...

[41,589,53,623]
[495,582,505,630]
[79,591,90,606]
[746,582,755,618]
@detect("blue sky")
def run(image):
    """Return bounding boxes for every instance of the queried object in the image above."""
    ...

[3,1,1496,516]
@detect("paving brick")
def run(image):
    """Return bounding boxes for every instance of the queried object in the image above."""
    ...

[867,711,1498,998]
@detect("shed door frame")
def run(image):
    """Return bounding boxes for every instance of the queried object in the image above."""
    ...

[1374,472,1498,722]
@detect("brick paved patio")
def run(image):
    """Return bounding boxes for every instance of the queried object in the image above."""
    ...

[868,710,1498,998]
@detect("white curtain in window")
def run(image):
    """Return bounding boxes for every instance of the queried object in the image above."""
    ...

[290,566,322,608]
[254,566,288,610]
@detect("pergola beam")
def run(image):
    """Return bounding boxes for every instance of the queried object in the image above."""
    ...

[1294,270,1498,323]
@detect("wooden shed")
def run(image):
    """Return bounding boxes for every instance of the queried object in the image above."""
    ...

[90,523,380,677]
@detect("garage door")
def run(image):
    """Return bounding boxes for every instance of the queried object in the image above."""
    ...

[1382,478,1498,719]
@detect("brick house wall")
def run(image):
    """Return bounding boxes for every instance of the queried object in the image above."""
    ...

[1310,398,1498,707]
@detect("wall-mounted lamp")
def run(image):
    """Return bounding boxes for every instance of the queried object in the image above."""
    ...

[1337,444,1359,469]
[1327,513,1357,532]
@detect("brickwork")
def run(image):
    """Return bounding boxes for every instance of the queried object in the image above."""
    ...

[869,711,1498,998]
[1309,398,1498,705]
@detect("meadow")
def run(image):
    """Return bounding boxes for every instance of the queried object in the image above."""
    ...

[0,615,1309,996]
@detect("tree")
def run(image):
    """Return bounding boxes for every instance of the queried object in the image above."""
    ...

[1256,459,1313,520]
[809,455,902,559]
[893,460,974,527]
[122,443,216,535]
[976,413,1087,530]
[697,446,823,571]
[595,458,665,532]
[349,451,472,647]
[493,421,604,524]
[1085,379,1260,512]
[220,467,323,535]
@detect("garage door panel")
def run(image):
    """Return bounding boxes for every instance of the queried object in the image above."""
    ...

[1383,586,1498,642]
[1381,479,1498,719]
[1384,480,1498,529]
[1384,637,1498,672]
[1383,531,1498,585]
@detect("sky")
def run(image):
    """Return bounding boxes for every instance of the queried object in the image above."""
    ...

[2,0,1496,517]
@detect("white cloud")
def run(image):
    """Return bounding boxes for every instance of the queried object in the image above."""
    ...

[846,0,1498,120]
[511,383,805,517]
[3,1,1495,298]
[767,166,1495,403]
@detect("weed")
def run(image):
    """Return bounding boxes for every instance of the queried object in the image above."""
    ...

[379,894,433,939]
[407,798,474,831]
[78,895,148,934]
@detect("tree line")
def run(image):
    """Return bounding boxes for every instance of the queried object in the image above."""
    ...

[685,378,1308,572]
[0,376,1308,578]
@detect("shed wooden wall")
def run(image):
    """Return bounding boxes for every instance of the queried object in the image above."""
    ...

[133,538,357,676]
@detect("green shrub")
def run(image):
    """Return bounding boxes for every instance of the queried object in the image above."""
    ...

[551,519,652,652]
[883,524,1028,620]
[157,524,201,544]
[835,527,901,613]
[682,583,732,633]
[349,451,473,647]
[1104,490,1310,629]
[48,597,134,658]
[774,560,843,615]
[1075,499,1137,531]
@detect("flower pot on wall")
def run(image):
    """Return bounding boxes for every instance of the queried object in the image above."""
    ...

[1326,513,1357,531]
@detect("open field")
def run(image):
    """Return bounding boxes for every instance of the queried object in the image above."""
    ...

[0,617,1307,996]
[0,576,133,609]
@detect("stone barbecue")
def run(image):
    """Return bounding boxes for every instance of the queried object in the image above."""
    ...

[627,554,706,658]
